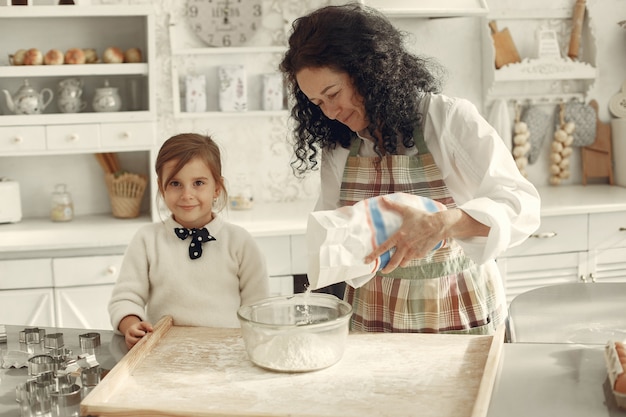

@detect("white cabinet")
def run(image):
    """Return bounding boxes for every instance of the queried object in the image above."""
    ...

[587,211,626,283]
[497,214,589,303]
[54,285,115,330]
[0,6,157,221]
[0,258,55,326]
[0,254,122,329]
[498,209,626,304]
[52,254,122,330]
[0,288,55,327]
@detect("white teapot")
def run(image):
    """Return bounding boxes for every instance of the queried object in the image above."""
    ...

[2,79,53,115]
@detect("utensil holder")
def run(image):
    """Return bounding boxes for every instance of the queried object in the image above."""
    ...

[105,172,147,219]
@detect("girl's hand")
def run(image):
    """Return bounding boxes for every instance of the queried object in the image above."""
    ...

[120,316,153,349]
[364,197,447,274]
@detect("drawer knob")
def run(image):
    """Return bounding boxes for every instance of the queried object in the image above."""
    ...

[106,265,117,276]
[530,231,557,239]
[120,131,131,140]
[13,136,23,143]
[68,133,80,142]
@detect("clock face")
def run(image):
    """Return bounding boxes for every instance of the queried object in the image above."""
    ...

[187,0,263,47]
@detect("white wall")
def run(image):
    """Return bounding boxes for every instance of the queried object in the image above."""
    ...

[2,0,625,218]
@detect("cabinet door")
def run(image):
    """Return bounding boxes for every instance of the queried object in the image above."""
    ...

[55,284,114,330]
[0,258,52,289]
[497,252,586,304]
[588,248,626,283]
[290,234,307,276]
[0,288,55,327]
[53,255,123,287]
[588,211,626,250]
[255,236,291,276]
[269,275,294,297]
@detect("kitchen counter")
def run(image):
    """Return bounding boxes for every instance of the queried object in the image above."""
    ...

[537,184,626,217]
[0,199,316,257]
[1,324,624,417]
[1,184,626,256]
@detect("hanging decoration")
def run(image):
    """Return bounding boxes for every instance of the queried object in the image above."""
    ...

[549,103,575,185]
[512,102,530,177]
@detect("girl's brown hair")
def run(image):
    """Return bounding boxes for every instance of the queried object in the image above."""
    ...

[155,133,228,211]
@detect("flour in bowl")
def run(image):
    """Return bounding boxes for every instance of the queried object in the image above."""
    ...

[252,333,339,372]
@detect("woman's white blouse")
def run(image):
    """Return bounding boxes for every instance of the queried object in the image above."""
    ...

[315,93,541,265]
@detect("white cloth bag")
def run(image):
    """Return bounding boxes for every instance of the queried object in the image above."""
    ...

[307,193,448,290]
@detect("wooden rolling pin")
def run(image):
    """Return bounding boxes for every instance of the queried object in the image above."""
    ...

[567,0,587,59]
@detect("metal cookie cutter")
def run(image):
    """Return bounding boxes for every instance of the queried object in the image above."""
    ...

[44,332,64,350]
[51,370,81,417]
[79,332,101,356]
[16,371,55,417]
[20,327,46,354]
[27,354,58,376]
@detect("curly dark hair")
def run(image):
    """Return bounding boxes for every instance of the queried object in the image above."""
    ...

[279,3,445,175]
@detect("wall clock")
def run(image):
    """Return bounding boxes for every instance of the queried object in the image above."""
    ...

[187,0,263,47]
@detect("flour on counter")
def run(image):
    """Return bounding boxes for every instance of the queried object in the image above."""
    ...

[252,333,339,372]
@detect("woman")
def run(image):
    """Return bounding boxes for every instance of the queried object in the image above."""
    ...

[279,4,540,334]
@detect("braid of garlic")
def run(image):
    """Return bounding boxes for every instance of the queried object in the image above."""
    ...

[512,103,530,177]
[549,103,574,185]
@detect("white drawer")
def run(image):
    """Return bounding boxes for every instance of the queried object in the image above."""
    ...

[100,122,154,148]
[46,124,100,151]
[0,125,46,152]
[500,214,588,257]
[589,211,626,250]
[0,258,52,289]
[53,255,123,287]
[255,236,291,276]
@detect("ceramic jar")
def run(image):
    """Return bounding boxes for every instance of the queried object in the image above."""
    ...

[92,80,122,112]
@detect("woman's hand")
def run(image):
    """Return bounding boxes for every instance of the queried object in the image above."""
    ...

[363,197,446,273]
[363,197,490,274]
[119,315,153,350]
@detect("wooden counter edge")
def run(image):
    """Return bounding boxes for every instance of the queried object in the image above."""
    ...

[471,326,505,417]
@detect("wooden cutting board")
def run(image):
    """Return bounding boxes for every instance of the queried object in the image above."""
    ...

[81,316,503,417]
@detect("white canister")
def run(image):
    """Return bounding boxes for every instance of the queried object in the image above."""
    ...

[218,65,247,112]
[262,73,284,111]
[92,80,122,112]
[185,74,207,113]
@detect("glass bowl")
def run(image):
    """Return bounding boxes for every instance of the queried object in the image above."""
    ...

[237,293,353,372]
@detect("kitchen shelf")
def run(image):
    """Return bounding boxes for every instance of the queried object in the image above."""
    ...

[0,111,153,126]
[482,8,597,104]
[0,63,149,78]
[362,0,489,18]
[494,58,597,82]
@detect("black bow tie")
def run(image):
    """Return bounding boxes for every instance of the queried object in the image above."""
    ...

[174,227,216,259]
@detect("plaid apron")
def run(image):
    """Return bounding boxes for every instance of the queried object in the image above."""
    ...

[342,125,506,334]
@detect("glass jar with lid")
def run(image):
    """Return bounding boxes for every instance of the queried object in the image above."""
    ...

[50,184,74,222]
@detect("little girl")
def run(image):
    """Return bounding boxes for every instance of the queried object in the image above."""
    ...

[108,133,269,349]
